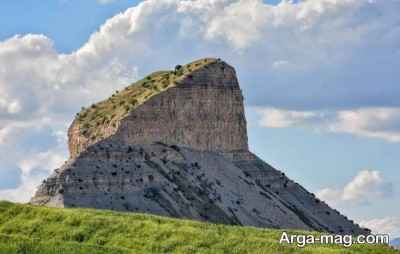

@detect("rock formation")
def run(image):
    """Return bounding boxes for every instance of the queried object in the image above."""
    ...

[31,58,369,235]
[67,58,248,159]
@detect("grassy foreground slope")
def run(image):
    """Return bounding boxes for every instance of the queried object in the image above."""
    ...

[0,202,397,254]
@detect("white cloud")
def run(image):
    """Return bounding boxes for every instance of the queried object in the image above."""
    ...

[256,107,323,128]
[0,116,68,202]
[317,170,394,206]
[0,33,138,123]
[0,149,66,203]
[0,120,40,145]
[18,151,65,176]
[256,107,400,143]
[360,217,400,237]
[331,108,400,143]
[2,0,400,122]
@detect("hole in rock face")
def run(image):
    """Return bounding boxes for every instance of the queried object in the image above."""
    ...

[170,145,180,152]
[111,172,117,176]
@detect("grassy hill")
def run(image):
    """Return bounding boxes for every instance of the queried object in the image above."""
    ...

[0,201,397,254]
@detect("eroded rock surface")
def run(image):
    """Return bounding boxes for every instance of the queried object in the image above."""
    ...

[32,141,367,234]
[32,58,369,235]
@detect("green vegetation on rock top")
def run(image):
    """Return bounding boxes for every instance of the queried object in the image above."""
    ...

[0,201,397,254]
[75,58,218,140]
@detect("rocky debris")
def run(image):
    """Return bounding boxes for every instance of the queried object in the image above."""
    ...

[31,141,367,234]
[31,58,368,235]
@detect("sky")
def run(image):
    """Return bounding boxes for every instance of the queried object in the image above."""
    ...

[0,0,399,239]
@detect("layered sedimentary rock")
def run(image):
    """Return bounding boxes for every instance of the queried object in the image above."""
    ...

[32,58,369,235]
[68,59,248,158]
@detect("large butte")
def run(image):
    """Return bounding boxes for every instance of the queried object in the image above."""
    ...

[31,58,370,235]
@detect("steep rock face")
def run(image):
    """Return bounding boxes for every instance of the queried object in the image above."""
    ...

[32,58,369,235]
[68,60,248,158]
[114,84,247,155]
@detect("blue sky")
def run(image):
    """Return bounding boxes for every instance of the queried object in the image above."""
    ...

[0,0,399,238]
[0,0,142,53]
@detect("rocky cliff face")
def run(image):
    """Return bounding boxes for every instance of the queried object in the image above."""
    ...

[68,59,248,158]
[31,58,369,235]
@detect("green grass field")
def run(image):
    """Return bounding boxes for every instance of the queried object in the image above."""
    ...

[0,201,397,254]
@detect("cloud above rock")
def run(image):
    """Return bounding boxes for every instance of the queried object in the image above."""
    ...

[2,0,400,120]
